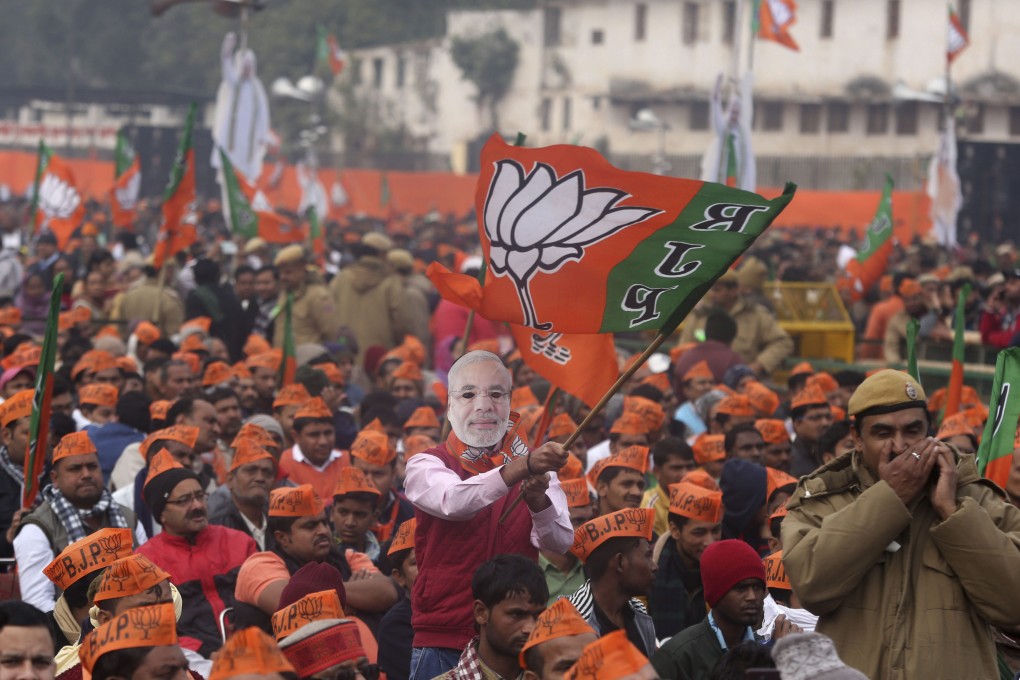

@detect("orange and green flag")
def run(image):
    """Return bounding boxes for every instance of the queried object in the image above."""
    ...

[843,174,893,302]
[316,25,346,76]
[306,205,325,259]
[943,283,971,419]
[29,141,85,249]
[428,133,795,336]
[947,5,969,63]
[279,293,296,388]
[110,129,141,229]
[977,348,1020,489]
[756,0,799,51]
[23,273,63,509]
[219,147,302,244]
[153,103,198,270]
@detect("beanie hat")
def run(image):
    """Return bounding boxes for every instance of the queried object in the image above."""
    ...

[772,633,868,680]
[719,458,768,542]
[142,467,200,524]
[700,539,767,607]
[277,562,348,613]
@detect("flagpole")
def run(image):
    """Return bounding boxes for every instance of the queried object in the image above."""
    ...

[531,387,561,447]
[499,330,671,523]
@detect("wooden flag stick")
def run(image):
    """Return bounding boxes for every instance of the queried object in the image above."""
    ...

[499,329,671,523]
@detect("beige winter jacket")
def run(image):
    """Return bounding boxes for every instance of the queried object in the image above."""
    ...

[782,447,1020,680]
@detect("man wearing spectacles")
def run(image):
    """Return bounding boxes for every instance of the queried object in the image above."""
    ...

[403,350,573,680]
[137,451,257,657]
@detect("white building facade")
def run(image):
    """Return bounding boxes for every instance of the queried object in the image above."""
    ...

[344,0,1020,190]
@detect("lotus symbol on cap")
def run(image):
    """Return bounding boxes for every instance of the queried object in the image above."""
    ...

[482,159,660,330]
[39,173,81,219]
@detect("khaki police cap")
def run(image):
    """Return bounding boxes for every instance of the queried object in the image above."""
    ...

[847,369,927,418]
[274,244,306,267]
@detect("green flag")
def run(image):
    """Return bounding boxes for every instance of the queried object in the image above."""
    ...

[219,148,259,240]
[22,273,63,508]
[977,348,1020,489]
[28,140,53,227]
[906,317,921,385]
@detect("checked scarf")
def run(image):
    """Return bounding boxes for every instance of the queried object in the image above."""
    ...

[44,485,130,544]
[0,446,23,485]
[446,412,530,476]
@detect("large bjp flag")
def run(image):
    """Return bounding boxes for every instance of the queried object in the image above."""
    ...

[428,134,795,336]
[977,348,1020,489]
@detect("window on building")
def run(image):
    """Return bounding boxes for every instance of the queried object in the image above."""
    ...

[352,57,362,85]
[396,55,406,88]
[592,29,604,45]
[886,0,900,39]
[826,102,850,132]
[959,0,971,30]
[562,97,572,131]
[894,102,917,135]
[544,7,562,47]
[965,104,985,134]
[800,104,822,134]
[866,104,889,134]
[540,98,552,132]
[820,0,834,38]
[689,101,709,130]
[372,58,384,87]
[1010,107,1020,137]
[722,1,736,45]
[682,2,700,45]
[762,102,784,131]
[592,96,602,110]
[635,4,647,41]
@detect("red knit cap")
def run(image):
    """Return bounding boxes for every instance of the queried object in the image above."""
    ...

[700,539,767,607]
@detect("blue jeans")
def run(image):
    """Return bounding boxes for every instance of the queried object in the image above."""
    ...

[409,647,461,680]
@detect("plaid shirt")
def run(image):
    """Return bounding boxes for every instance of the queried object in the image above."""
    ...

[439,638,523,680]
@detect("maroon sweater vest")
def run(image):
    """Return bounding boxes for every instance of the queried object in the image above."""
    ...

[410,444,538,650]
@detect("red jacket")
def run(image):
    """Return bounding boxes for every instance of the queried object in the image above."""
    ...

[980,307,1020,349]
[411,444,537,650]
[137,525,256,657]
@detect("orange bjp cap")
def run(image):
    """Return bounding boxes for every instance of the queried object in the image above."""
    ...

[79,603,177,675]
[570,508,654,563]
[43,528,133,591]
[350,429,395,467]
[763,550,791,590]
[209,627,296,680]
[668,482,724,523]
[273,384,311,409]
[755,419,790,445]
[404,406,440,431]
[269,484,324,517]
[333,466,382,498]
[271,589,345,642]
[79,384,119,408]
[519,598,595,666]
[203,361,234,387]
[682,360,714,383]
[93,553,172,603]
[387,518,417,555]
[692,434,726,465]
[53,431,97,464]
[565,629,651,680]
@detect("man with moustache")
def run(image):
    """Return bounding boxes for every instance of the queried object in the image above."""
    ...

[136,451,257,657]
[404,350,573,680]
[14,432,142,612]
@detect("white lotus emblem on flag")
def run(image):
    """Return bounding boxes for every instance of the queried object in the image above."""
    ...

[115,172,141,211]
[483,159,660,330]
[38,174,81,219]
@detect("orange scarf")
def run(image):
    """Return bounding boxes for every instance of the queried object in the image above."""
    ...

[445,412,530,476]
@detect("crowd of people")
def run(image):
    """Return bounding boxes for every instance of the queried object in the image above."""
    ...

[0,197,1018,680]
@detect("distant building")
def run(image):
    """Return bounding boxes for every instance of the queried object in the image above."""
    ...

[343,0,1020,190]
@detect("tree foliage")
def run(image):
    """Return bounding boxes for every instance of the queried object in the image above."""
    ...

[449,28,520,130]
